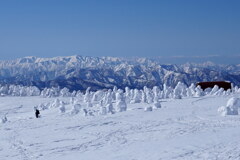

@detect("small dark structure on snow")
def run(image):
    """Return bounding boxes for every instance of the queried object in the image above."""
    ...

[35,109,40,118]
[197,81,231,91]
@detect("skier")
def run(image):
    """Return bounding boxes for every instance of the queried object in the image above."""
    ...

[35,109,40,118]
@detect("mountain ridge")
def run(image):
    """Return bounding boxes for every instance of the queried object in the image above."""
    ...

[0,55,239,91]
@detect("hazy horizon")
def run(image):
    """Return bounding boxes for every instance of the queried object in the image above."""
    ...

[0,54,239,65]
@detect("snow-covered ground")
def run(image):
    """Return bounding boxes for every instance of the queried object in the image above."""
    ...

[1,94,240,160]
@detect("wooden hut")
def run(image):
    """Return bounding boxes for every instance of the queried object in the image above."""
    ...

[196,81,231,91]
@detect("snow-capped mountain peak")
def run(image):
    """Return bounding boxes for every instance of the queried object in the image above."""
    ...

[0,55,239,91]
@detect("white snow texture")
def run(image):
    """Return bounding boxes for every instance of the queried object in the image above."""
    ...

[1,83,240,160]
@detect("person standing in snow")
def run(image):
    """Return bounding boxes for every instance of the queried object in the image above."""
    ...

[35,109,40,118]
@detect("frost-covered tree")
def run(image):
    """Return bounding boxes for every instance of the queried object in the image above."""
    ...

[213,88,224,96]
[226,89,232,95]
[152,92,161,109]
[113,86,118,93]
[69,97,75,104]
[71,90,77,97]
[163,84,173,99]
[173,82,185,99]
[37,103,49,110]
[91,92,98,103]
[101,90,114,114]
[141,90,146,103]
[99,106,107,115]
[91,90,104,103]
[84,87,91,103]
[218,97,240,116]
[60,87,71,97]
[70,104,81,115]
[76,91,83,98]
[194,86,204,97]
[130,89,134,101]
[152,86,160,98]
[158,90,164,99]
[0,85,8,95]
[130,89,141,104]
[112,86,118,100]
[10,85,19,96]
[106,102,114,114]
[27,86,41,96]
[41,87,60,97]
[125,87,131,104]
[51,99,61,108]
[145,88,153,104]
[59,103,66,113]
[1,115,7,123]
[209,85,219,95]
[103,90,113,105]
[115,91,127,112]
[203,87,212,95]
[186,88,193,97]
[19,86,27,96]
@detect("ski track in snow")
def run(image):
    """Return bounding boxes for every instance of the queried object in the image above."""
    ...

[1,95,240,159]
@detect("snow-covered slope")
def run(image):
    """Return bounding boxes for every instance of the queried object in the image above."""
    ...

[0,55,239,90]
[1,93,240,160]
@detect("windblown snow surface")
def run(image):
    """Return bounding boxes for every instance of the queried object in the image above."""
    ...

[1,94,240,160]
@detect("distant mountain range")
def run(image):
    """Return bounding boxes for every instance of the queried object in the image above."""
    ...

[0,55,239,91]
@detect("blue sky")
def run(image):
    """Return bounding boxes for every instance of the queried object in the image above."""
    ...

[0,0,239,64]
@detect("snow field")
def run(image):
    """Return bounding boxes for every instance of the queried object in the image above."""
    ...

[1,83,240,159]
[0,94,240,159]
